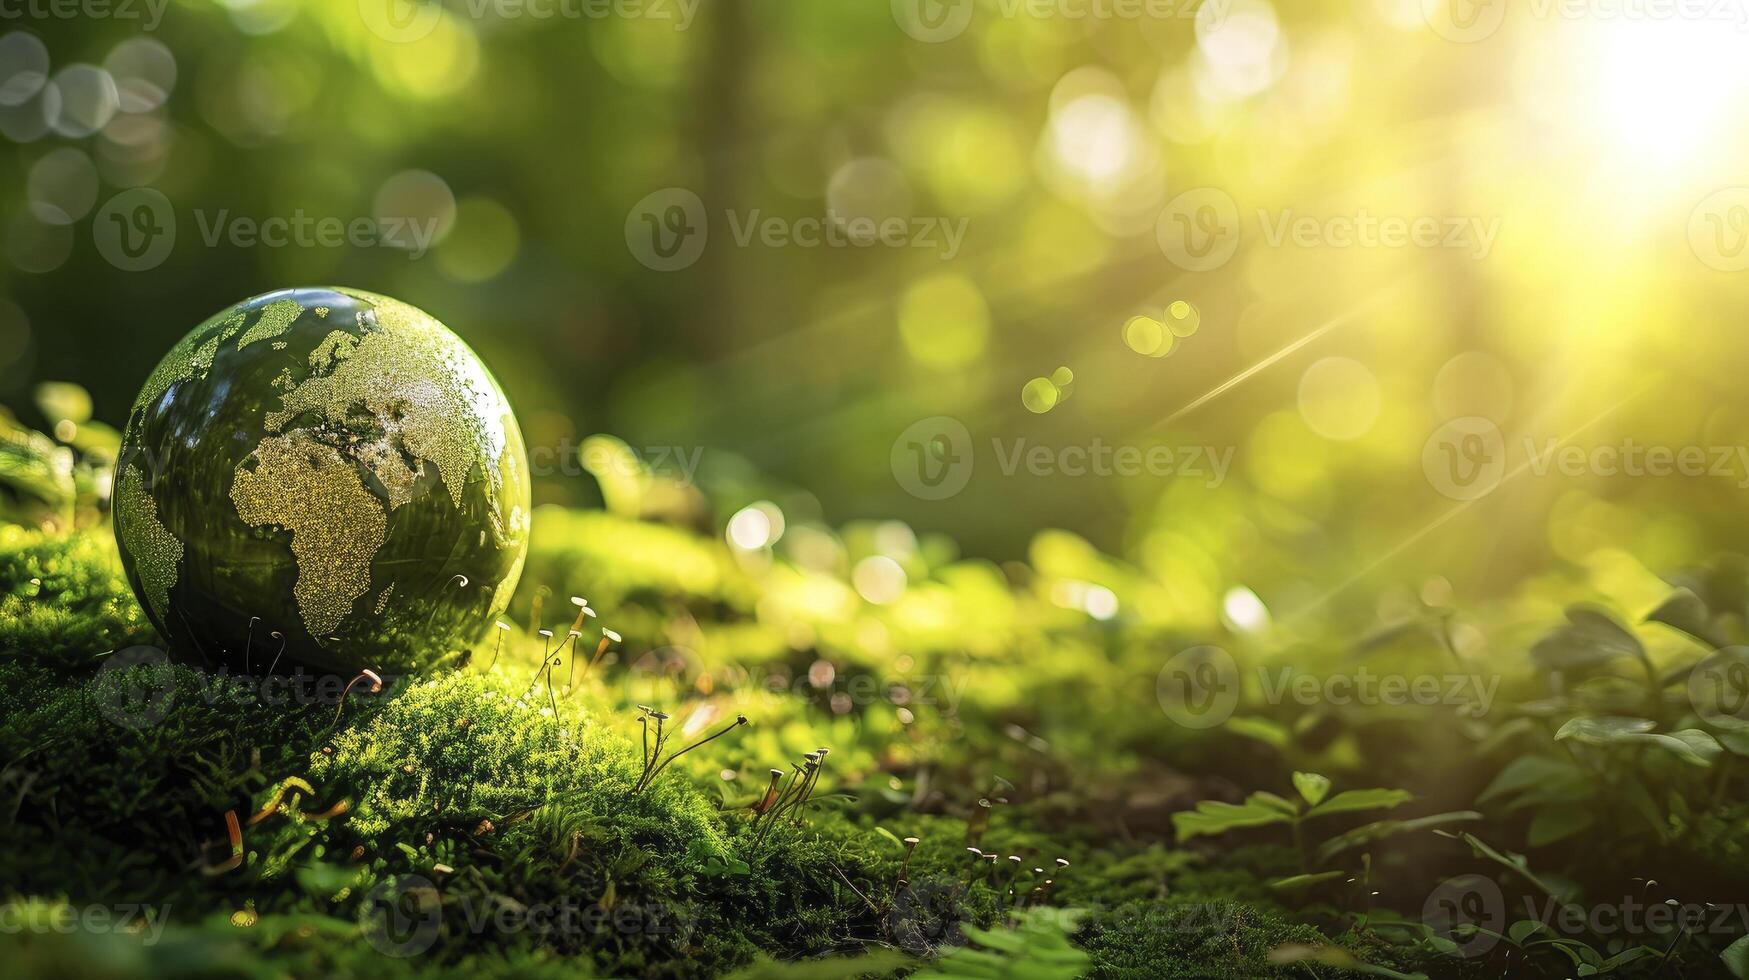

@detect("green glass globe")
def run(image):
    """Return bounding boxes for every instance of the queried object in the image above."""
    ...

[113,288,531,676]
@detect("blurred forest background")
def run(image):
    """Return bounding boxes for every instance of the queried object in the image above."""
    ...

[5,0,1749,635]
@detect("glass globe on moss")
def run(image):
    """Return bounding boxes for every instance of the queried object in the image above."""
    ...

[113,287,531,676]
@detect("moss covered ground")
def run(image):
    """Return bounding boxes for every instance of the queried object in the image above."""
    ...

[3,504,1748,978]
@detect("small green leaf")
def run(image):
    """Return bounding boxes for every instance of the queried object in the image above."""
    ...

[1172,798,1295,841]
[1303,788,1412,819]
[1645,587,1723,648]
[1721,934,1749,979]
[1438,831,1569,901]
[1640,729,1722,767]
[1269,870,1347,890]
[1532,606,1646,672]
[1556,719,1721,766]
[1251,790,1302,816]
[1555,716,1656,745]
[1508,919,1550,945]
[1226,715,1290,747]
[1527,805,1594,847]
[1292,771,1331,807]
[1478,756,1591,806]
[1720,731,1749,757]
[1316,811,1482,863]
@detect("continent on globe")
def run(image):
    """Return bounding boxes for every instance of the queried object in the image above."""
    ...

[113,287,532,676]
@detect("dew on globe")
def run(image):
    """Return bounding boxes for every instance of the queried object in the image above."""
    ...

[113,287,531,675]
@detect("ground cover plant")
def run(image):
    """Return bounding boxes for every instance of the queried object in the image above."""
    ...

[2,402,1748,979]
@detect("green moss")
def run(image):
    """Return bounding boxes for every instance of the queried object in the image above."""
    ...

[1076,899,1333,980]
[0,526,155,666]
[14,513,1743,980]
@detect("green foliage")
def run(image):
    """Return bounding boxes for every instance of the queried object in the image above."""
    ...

[0,525,155,665]
[918,908,1089,980]
[7,504,1749,979]
[1075,900,1331,979]
[1172,774,1412,844]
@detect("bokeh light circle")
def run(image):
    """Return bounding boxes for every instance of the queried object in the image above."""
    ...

[1297,356,1381,441]
[46,64,119,138]
[104,38,178,114]
[26,147,99,225]
[0,32,48,107]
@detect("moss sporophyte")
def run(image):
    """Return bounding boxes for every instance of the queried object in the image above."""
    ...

[634,706,749,793]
